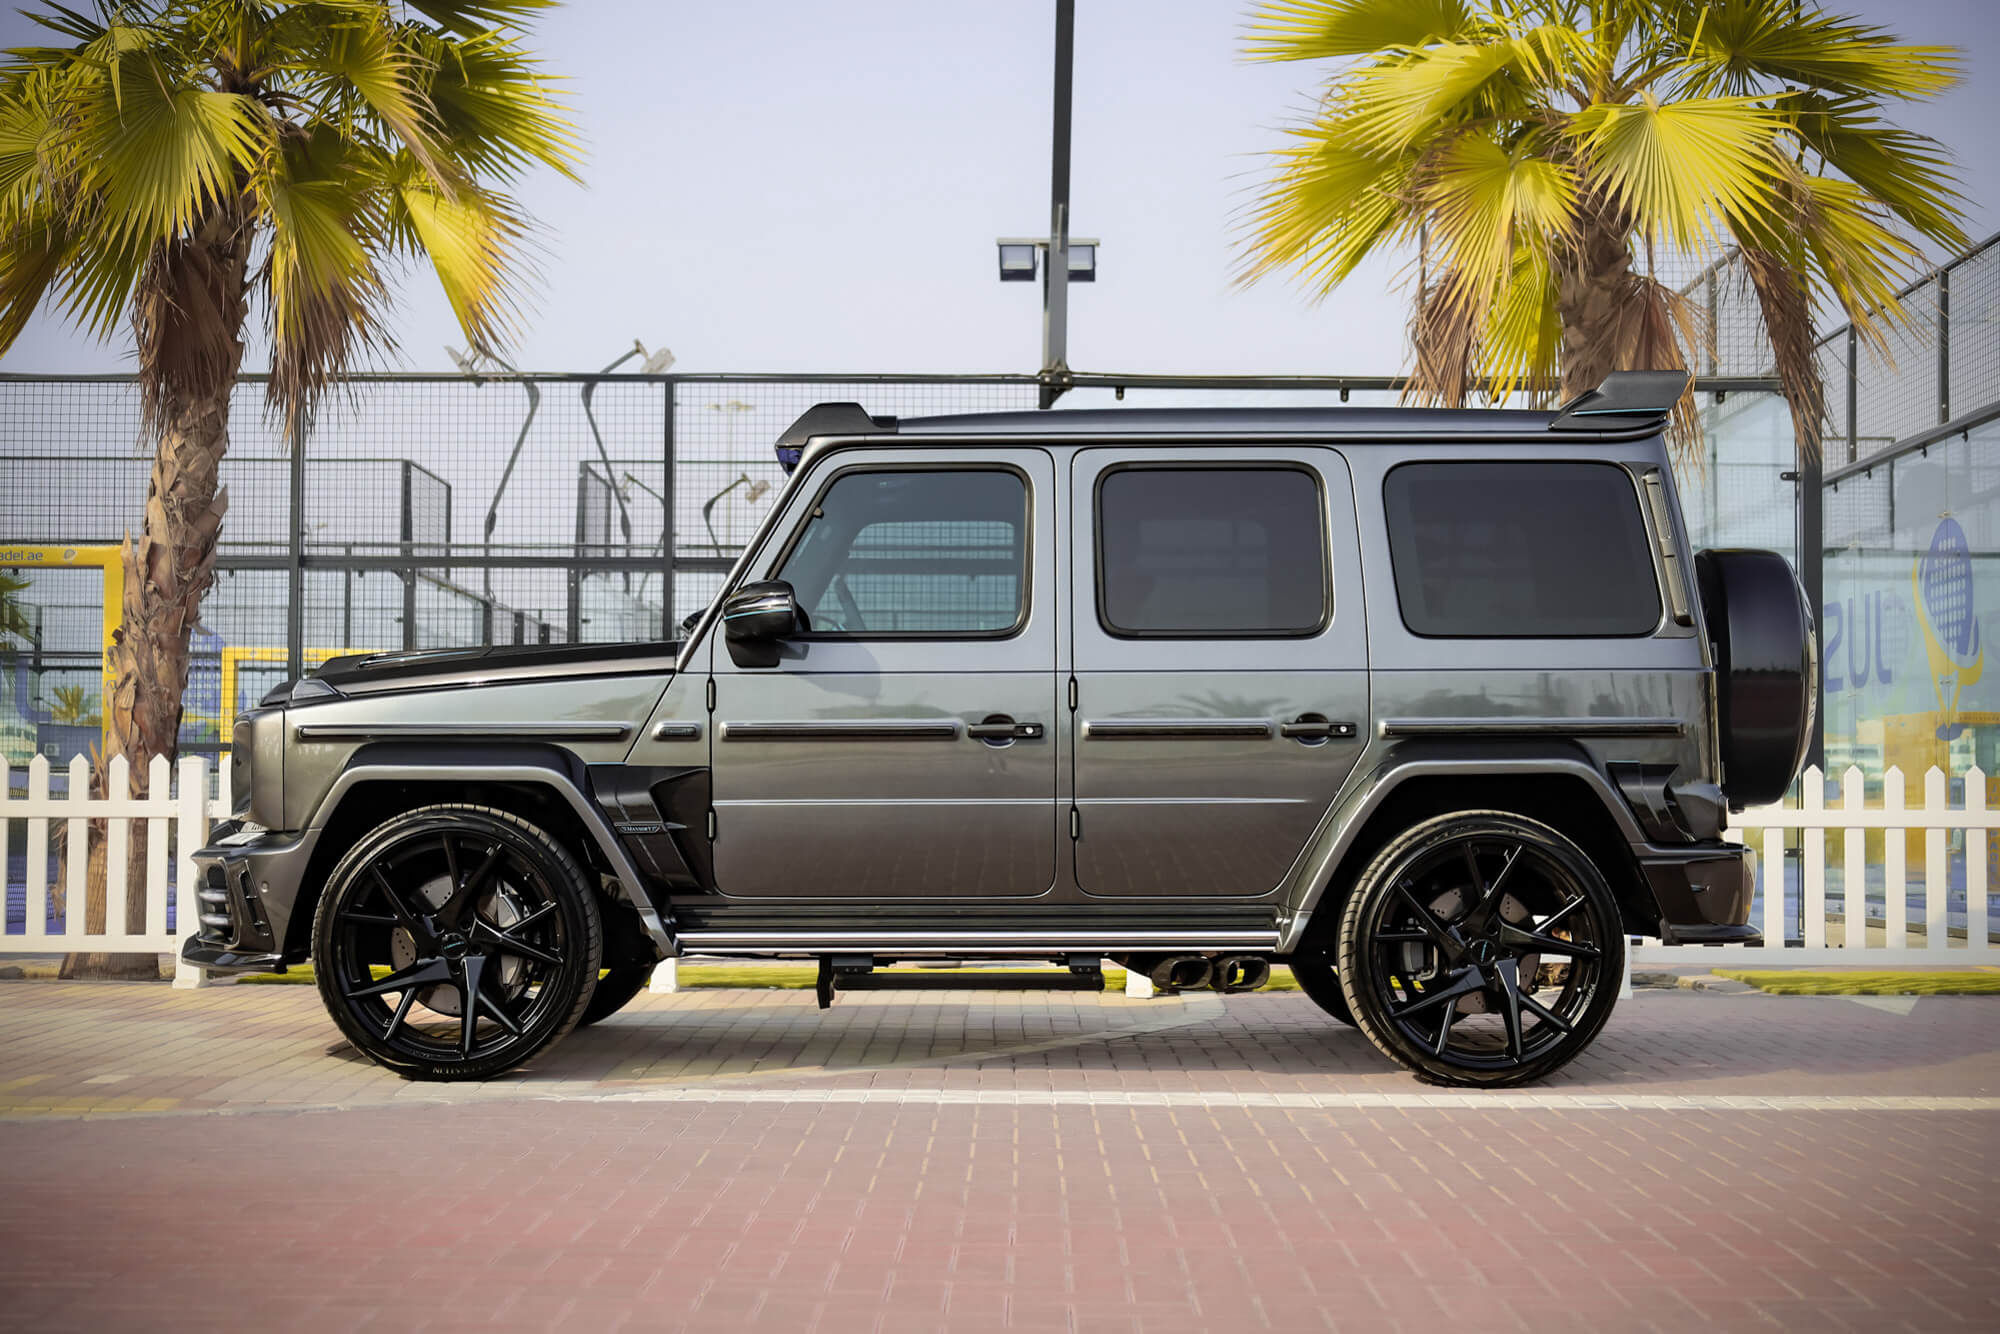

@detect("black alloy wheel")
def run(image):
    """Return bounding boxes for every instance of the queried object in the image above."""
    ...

[313,805,602,1081]
[579,963,653,1026]
[1285,954,1357,1027]
[1337,811,1623,1087]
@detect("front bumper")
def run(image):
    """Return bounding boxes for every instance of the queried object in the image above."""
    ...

[179,821,319,972]
[1637,842,1762,946]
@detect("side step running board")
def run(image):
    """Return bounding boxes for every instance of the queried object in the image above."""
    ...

[816,955,1103,1008]
[677,929,1280,956]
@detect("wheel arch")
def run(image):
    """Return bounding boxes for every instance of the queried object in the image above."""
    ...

[1284,745,1662,953]
[280,744,672,962]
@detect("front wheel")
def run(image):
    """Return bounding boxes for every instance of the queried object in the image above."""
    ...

[313,805,602,1081]
[1337,811,1623,1088]
[579,963,653,1026]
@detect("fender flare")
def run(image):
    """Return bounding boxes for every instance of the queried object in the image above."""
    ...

[1279,741,1652,954]
[305,742,676,956]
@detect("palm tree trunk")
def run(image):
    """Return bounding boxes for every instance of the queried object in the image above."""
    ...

[60,210,249,981]
[1554,196,1636,400]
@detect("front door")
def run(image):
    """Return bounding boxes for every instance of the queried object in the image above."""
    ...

[1069,448,1369,896]
[708,449,1059,898]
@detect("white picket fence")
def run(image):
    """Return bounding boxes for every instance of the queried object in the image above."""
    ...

[1634,764,1995,966]
[2,753,231,986]
[2,753,1993,981]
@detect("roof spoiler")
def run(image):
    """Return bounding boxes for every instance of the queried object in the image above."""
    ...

[1548,370,1690,432]
[774,402,898,472]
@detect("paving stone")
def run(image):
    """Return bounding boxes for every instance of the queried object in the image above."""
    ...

[0,984,1997,1331]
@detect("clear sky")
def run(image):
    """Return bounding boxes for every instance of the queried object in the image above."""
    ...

[2,0,1995,378]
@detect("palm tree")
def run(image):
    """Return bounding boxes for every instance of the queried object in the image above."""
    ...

[0,571,31,644]
[0,1,578,975]
[1240,0,1968,451]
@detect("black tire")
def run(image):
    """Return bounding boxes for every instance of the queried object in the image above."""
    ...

[1285,956,1358,1027]
[1695,548,1816,808]
[312,804,602,1081]
[579,963,652,1026]
[1337,811,1623,1088]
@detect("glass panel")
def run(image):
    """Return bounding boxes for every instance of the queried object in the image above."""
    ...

[1823,423,2000,940]
[776,469,1026,636]
[1383,462,1661,637]
[1096,467,1327,636]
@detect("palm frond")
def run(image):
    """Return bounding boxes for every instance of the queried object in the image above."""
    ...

[1567,94,1782,249]
[392,172,529,354]
[411,27,581,184]
[1418,130,1576,292]
[1238,125,1415,291]
[1674,0,1959,100]
[1475,246,1563,401]
[72,59,268,256]
[1739,245,1825,462]
[1791,173,1925,353]
[1343,28,1588,153]
[403,1,560,40]
[258,129,395,424]
[1242,0,1475,62]
[306,13,448,183]
[1785,92,1966,254]
[1406,264,1483,409]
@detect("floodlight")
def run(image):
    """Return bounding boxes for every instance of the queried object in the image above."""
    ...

[638,342,676,374]
[997,242,1038,282]
[1067,243,1096,282]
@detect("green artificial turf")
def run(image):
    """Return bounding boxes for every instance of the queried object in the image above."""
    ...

[1713,968,2000,996]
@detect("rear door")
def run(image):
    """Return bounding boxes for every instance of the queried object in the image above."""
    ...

[1068,448,1368,896]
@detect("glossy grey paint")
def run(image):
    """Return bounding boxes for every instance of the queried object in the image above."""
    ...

[1068,446,1369,898]
[199,412,1750,971]
[303,759,674,954]
[277,675,669,832]
[705,446,1062,899]
[1270,748,1655,954]
[626,675,710,769]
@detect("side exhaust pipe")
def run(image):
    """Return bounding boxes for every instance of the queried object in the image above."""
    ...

[1211,955,1270,994]
[1148,955,1213,992]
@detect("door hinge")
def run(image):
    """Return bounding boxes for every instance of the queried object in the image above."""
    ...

[706,808,717,841]
[1068,677,1078,711]
[1069,806,1080,840]
[706,677,716,712]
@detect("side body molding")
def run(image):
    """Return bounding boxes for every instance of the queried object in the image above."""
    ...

[1277,741,1654,954]
[304,743,677,956]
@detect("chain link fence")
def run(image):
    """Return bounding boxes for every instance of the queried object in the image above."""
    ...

[8,228,1996,765]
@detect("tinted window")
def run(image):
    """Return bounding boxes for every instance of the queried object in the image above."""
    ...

[775,469,1026,635]
[1097,467,1327,637]
[1383,462,1661,637]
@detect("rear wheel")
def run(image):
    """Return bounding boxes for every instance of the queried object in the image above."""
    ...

[1338,811,1622,1088]
[312,805,602,1081]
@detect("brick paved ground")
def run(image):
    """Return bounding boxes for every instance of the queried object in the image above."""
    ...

[1,982,1997,1331]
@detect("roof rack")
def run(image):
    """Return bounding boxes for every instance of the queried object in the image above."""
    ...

[1548,370,1690,432]
[774,402,898,472]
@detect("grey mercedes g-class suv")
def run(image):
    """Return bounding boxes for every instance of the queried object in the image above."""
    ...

[186,370,1814,1087]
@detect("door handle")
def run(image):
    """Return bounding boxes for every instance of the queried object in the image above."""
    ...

[1280,715,1358,742]
[967,715,1044,743]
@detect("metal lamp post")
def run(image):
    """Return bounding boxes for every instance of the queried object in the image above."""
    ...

[995,0,1088,409]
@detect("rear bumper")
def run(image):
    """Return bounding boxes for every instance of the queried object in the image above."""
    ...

[1637,842,1762,946]
[179,821,318,972]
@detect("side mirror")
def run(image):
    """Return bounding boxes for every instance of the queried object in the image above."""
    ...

[721,580,803,665]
